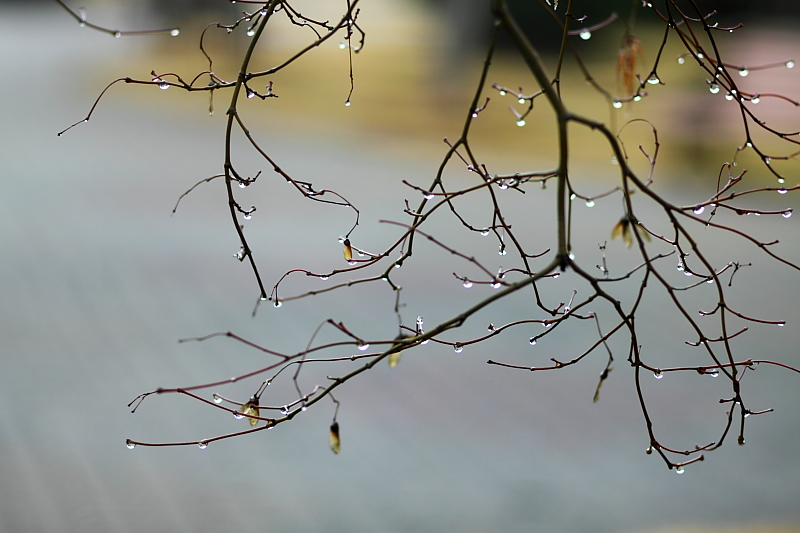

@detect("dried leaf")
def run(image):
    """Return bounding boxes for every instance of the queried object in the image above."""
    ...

[238,398,260,427]
[329,422,341,454]
[617,34,644,97]
[388,334,410,368]
[343,239,353,262]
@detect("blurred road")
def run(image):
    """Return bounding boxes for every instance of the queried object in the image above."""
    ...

[1,3,799,533]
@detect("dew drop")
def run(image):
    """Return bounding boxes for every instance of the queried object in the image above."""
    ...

[610,156,618,165]
[480,229,490,236]
[693,206,705,215]
[358,343,370,351]
[126,440,136,449]
[783,210,793,218]
[247,29,255,37]
[647,76,660,85]
[778,188,787,195]
[238,181,248,188]
[613,101,623,109]
[654,370,664,380]
[273,300,282,308]
[198,442,208,449]
[676,262,684,272]
[585,199,595,208]
[677,57,685,65]
[301,404,307,412]
[570,193,576,201]
[234,412,245,420]
[280,406,289,416]
[516,119,526,127]
[453,343,463,353]
[246,89,256,99]
[344,100,351,107]
[543,321,552,328]
[697,52,704,59]
[778,177,785,184]
[171,29,180,37]
[159,81,170,90]
[738,68,749,77]
[706,278,714,284]
[684,270,693,277]
[529,338,537,346]
[491,281,501,289]
[787,60,795,69]
[725,93,734,101]
[765,157,772,165]
[675,466,685,474]
[499,246,507,256]
[633,95,642,102]
[751,96,760,104]
[423,193,435,200]
[487,323,495,332]
[579,30,591,40]
[462,280,473,288]
[499,90,506,96]
[243,213,252,220]
[339,42,347,49]
[320,275,329,281]
[778,322,786,327]
[709,83,720,94]
[114,31,121,38]
[517,98,526,104]
[213,394,223,404]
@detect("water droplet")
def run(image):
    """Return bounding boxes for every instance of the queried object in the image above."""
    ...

[633,95,642,102]
[610,156,618,165]
[480,229,490,236]
[498,246,507,256]
[676,262,684,272]
[579,30,591,40]
[339,42,347,49]
[79,21,85,27]
[273,300,282,308]
[243,213,252,220]
[471,112,479,118]
[423,193,434,200]
[159,81,169,90]
[529,338,537,346]
[416,316,424,327]
[708,369,719,377]
[585,199,595,208]
[453,343,463,353]
[709,83,720,94]
[543,321,552,328]
[693,206,705,215]
[198,441,208,449]
[738,68,749,77]
[552,272,560,279]
[778,177,785,184]
[783,210,792,218]
[320,275,329,281]
[462,280,473,288]
[613,101,623,109]
[517,98,526,104]
[114,31,121,38]
[516,119,526,127]
[247,28,256,37]
[697,52,704,59]
[684,270,693,277]
[213,394,223,404]
[654,370,664,380]
[280,406,289,415]
[301,404,307,412]
[725,93,734,101]
[234,411,245,420]
[358,343,370,351]
[675,466,685,474]
[570,193,576,201]
[764,157,772,165]
[677,57,685,64]
[171,29,180,37]
[778,188,787,195]
[751,96,760,104]
[499,90,506,96]
[706,278,714,284]
[487,323,495,332]
[647,76,660,84]
[491,281,501,289]
[787,60,795,69]
[246,89,256,99]
[260,295,268,301]
[126,440,135,449]
[344,100,351,107]
[238,181,248,188]
[779,322,786,327]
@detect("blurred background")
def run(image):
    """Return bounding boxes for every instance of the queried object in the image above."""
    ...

[1,1,799,532]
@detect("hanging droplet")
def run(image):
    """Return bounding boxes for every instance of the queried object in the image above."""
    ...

[159,81,170,90]
[243,213,252,220]
[343,239,353,262]
[529,338,537,346]
[684,270,693,277]
[280,406,289,416]
[273,300,282,308]
[329,422,341,454]
[126,440,136,449]
[491,281,501,289]
[499,246,507,256]
[693,206,705,215]
[480,229,490,236]
[675,466,685,474]
[786,60,795,69]
[344,100,351,107]
[198,441,208,449]
[516,119,526,127]
[238,397,260,426]
[610,156,618,165]
[246,89,256,99]
[170,29,180,36]
[676,261,684,272]
[453,343,463,353]
[751,96,760,104]
[246,29,255,37]
[423,192,435,200]
[462,280,473,288]
[213,394,223,404]
[579,30,591,40]
[654,370,664,380]
[778,188,787,195]
[633,95,642,102]
[738,68,749,77]
[783,210,793,218]
[613,101,623,109]
[471,112,479,118]
[778,177,785,184]
[708,369,719,377]
[677,56,685,64]
[647,76,660,84]
[114,31,121,38]
[358,343,370,351]
[725,93,734,101]
[709,83,720,94]
[585,199,595,208]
